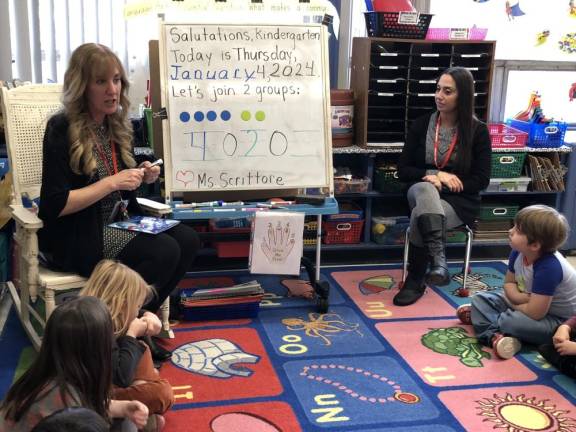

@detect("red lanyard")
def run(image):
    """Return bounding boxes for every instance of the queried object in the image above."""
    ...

[433,115,458,169]
[92,131,119,176]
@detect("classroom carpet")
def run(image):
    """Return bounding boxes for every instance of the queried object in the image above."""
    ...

[2,262,576,431]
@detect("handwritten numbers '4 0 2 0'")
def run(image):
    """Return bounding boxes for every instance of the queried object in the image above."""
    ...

[186,129,288,160]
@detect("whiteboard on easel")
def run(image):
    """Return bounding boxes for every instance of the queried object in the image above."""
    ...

[159,23,332,193]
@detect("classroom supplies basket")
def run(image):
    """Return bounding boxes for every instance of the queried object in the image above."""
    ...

[371,216,409,245]
[491,152,527,178]
[506,119,568,148]
[425,26,487,41]
[323,220,364,244]
[478,203,519,221]
[374,164,403,193]
[488,124,528,149]
[364,12,433,39]
[209,218,251,258]
[334,176,371,194]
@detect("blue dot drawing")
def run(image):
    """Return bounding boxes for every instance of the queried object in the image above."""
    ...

[207,111,217,121]
[180,112,190,123]
[194,111,204,122]
[221,110,231,121]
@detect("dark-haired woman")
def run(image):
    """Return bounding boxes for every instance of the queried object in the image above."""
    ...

[393,67,491,306]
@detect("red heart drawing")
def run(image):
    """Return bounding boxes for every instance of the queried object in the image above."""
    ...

[175,170,195,187]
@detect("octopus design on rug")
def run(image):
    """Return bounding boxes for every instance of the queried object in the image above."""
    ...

[282,313,363,346]
[171,338,260,378]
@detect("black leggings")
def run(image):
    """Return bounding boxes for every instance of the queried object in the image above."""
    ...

[117,223,200,312]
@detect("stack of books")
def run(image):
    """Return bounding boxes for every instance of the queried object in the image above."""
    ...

[179,281,264,321]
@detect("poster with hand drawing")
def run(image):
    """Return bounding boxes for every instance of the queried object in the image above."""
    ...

[249,212,304,275]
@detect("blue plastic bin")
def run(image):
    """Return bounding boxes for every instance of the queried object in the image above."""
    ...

[506,119,567,148]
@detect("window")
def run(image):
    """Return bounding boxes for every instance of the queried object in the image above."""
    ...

[429,0,576,62]
[504,70,576,124]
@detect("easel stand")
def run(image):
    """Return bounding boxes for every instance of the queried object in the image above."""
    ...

[172,198,339,312]
[153,21,337,311]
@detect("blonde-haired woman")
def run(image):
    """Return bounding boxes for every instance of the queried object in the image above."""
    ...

[80,260,174,431]
[38,43,200,361]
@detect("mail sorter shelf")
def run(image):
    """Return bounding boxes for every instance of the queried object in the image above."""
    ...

[352,37,496,148]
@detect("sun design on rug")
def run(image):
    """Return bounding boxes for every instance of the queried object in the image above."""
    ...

[282,313,363,346]
[300,364,420,405]
[476,393,576,431]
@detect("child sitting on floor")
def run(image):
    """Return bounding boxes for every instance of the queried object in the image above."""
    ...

[0,296,149,431]
[80,259,174,431]
[457,205,576,359]
[31,407,109,432]
[538,316,576,378]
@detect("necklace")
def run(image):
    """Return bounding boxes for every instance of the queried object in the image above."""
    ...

[433,115,458,169]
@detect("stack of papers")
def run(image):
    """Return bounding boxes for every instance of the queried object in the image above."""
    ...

[179,281,264,321]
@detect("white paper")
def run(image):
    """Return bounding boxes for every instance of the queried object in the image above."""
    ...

[249,212,304,276]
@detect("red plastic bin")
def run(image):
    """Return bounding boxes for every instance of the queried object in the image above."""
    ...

[488,124,528,148]
[209,219,251,258]
[323,220,364,244]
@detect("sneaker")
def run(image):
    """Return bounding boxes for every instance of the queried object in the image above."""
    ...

[456,304,472,325]
[492,333,522,359]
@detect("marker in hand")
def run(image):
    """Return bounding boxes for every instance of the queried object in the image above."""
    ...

[141,159,163,173]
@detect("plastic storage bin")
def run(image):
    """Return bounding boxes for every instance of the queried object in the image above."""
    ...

[488,124,528,149]
[506,119,567,148]
[374,165,403,193]
[426,26,487,41]
[324,220,364,244]
[491,152,526,178]
[180,301,261,321]
[209,219,251,258]
[334,177,371,194]
[486,177,531,192]
[303,220,318,246]
[446,230,467,243]
[326,202,364,221]
[478,204,519,220]
[364,12,433,39]
[371,216,409,245]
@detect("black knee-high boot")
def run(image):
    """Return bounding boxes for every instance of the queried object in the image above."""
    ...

[418,213,450,286]
[393,244,428,306]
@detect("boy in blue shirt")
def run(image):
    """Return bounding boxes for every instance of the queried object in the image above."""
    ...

[457,205,576,359]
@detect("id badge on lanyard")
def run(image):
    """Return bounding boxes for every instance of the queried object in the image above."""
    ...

[109,199,130,223]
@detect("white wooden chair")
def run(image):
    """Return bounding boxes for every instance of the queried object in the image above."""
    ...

[1,84,171,349]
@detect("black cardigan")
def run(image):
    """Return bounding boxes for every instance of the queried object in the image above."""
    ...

[113,335,146,387]
[397,113,492,227]
[38,113,142,277]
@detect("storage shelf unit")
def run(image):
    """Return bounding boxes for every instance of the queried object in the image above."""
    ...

[351,37,495,148]
[331,37,573,254]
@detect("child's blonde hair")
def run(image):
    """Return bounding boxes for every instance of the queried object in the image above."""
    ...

[514,204,569,253]
[80,260,154,336]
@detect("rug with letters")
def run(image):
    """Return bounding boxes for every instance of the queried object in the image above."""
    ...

[2,262,576,431]
[158,262,576,432]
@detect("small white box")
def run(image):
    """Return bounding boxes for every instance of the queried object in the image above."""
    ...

[486,177,531,192]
